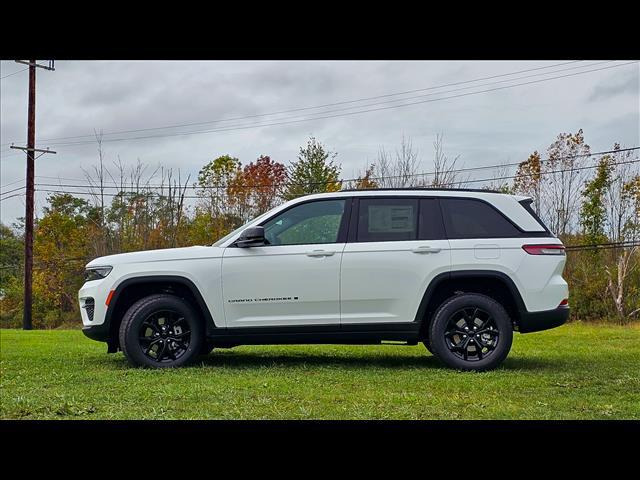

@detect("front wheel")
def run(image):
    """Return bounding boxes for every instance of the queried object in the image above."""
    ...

[429,293,513,371]
[119,294,204,368]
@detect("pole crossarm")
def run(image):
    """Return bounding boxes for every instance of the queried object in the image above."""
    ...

[9,145,57,154]
[15,60,55,71]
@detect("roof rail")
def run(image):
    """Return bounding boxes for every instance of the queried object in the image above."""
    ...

[340,187,504,194]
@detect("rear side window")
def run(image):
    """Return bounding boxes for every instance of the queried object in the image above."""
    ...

[440,198,521,239]
[357,198,418,242]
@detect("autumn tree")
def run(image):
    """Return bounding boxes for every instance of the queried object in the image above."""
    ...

[283,137,341,200]
[32,194,95,326]
[0,223,23,291]
[601,145,640,321]
[513,151,542,212]
[540,129,591,237]
[195,155,243,240]
[228,155,287,222]
[347,164,379,190]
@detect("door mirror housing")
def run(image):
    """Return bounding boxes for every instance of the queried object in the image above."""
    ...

[235,226,266,247]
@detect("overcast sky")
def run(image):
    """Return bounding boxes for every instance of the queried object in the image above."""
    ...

[1,60,638,225]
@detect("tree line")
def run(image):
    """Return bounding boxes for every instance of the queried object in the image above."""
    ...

[1,131,638,328]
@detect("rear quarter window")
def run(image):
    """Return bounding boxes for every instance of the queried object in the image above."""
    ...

[440,198,522,239]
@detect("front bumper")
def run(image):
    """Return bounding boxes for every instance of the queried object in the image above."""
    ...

[517,306,569,333]
[82,323,110,342]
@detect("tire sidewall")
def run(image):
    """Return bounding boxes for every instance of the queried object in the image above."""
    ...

[120,295,204,368]
[429,293,513,371]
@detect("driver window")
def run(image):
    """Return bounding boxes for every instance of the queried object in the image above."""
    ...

[262,199,346,246]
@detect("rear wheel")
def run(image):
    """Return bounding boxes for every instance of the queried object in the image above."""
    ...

[429,293,512,371]
[119,294,204,368]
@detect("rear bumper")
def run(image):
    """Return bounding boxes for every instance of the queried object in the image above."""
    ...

[517,306,569,333]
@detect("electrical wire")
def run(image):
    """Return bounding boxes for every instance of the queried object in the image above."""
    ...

[26,147,640,192]
[0,60,586,147]
[0,67,29,80]
[9,62,637,149]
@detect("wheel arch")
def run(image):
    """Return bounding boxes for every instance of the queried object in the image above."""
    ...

[104,275,216,352]
[415,270,526,338]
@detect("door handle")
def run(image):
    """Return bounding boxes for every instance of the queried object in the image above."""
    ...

[306,250,335,257]
[412,246,441,254]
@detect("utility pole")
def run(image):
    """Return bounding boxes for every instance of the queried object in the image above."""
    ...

[9,59,55,330]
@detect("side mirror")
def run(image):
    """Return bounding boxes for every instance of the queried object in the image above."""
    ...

[236,226,266,248]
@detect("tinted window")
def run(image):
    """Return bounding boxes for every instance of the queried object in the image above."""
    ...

[419,198,446,240]
[440,198,521,239]
[357,198,418,242]
[262,199,345,245]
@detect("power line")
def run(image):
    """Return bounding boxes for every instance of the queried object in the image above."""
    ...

[17,146,638,192]
[28,146,640,192]
[0,193,26,202]
[0,178,27,189]
[2,240,639,271]
[445,157,640,187]
[31,157,640,201]
[0,60,585,147]
[565,240,640,250]
[13,61,638,149]
[0,67,29,80]
[0,185,26,196]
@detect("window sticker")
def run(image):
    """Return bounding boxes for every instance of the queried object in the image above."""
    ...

[368,205,415,233]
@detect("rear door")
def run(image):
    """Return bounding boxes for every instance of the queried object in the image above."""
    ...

[340,196,451,324]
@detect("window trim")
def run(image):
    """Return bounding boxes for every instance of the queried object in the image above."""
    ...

[233,197,353,247]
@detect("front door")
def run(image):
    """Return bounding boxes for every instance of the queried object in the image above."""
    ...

[222,198,350,328]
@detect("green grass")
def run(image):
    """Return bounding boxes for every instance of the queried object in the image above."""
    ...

[1,323,639,419]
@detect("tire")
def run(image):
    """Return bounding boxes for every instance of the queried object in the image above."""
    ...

[423,334,434,354]
[119,294,204,368]
[429,293,513,371]
[200,341,215,356]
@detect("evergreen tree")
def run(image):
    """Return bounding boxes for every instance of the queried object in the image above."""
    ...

[283,137,341,200]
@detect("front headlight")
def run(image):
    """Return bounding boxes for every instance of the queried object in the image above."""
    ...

[85,266,112,281]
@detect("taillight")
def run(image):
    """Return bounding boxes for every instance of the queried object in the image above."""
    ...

[522,244,566,255]
[558,298,569,307]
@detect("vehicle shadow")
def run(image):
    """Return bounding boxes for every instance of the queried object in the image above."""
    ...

[93,350,560,372]
[189,351,560,372]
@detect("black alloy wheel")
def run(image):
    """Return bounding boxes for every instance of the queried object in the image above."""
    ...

[139,310,192,363]
[444,307,499,362]
[428,293,513,371]
[120,294,203,368]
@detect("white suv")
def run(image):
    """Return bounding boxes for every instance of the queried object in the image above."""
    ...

[79,189,569,371]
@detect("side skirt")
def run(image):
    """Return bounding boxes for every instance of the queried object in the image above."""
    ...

[207,323,422,346]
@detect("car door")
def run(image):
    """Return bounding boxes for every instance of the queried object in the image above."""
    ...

[221,198,350,328]
[340,196,451,324]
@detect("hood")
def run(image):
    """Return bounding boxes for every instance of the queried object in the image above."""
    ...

[86,245,223,268]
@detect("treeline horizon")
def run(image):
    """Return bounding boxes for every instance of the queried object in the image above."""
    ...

[1,131,638,328]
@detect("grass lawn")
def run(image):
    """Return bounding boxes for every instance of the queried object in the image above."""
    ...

[1,323,639,420]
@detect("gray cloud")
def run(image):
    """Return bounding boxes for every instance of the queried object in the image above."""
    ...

[589,69,639,101]
[1,60,639,224]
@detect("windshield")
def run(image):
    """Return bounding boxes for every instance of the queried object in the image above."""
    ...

[211,209,273,247]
